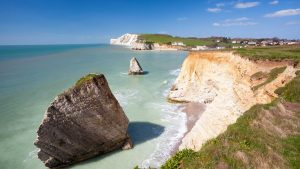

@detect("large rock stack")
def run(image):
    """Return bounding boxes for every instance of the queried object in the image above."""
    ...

[34,74,132,168]
[128,57,145,75]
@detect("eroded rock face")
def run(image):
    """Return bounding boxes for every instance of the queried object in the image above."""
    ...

[128,57,144,75]
[34,74,132,168]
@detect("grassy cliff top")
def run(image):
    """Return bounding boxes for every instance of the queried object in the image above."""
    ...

[138,34,234,47]
[75,73,99,87]
[161,70,300,169]
[234,44,300,61]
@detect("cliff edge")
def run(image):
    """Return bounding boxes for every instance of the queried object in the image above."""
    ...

[168,51,297,150]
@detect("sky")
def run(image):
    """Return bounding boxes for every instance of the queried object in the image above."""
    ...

[0,0,300,45]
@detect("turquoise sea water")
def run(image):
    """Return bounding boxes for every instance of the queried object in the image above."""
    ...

[0,44,187,169]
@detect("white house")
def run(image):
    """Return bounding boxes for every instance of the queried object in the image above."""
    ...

[191,45,209,50]
[171,42,186,46]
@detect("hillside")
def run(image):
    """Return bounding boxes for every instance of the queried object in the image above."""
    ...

[233,44,300,61]
[138,34,233,47]
[162,62,300,169]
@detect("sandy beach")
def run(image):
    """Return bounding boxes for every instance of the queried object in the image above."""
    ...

[172,102,205,154]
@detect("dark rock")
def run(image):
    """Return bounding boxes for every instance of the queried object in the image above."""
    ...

[128,57,144,75]
[34,73,132,168]
[122,137,134,150]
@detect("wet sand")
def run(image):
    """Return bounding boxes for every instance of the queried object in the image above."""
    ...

[171,102,206,154]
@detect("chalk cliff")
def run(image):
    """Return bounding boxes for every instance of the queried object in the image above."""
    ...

[110,33,138,46]
[110,33,178,50]
[34,74,132,168]
[169,51,296,150]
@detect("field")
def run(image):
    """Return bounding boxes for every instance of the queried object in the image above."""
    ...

[234,45,300,61]
[138,34,233,47]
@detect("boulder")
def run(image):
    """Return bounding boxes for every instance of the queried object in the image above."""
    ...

[128,57,144,75]
[34,73,132,168]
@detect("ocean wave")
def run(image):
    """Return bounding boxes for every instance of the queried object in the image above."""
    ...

[113,89,139,106]
[23,149,39,163]
[140,103,187,169]
[119,72,128,77]
[169,68,181,76]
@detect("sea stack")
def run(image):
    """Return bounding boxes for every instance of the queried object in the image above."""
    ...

[128,57,144,75]
[34,73,132,168]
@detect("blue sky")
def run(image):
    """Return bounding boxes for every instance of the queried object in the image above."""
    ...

[0,0,300,45]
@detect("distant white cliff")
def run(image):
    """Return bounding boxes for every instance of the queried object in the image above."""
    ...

[110,33,178,51]
[110,33,138,46]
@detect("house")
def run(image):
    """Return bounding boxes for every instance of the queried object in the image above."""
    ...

[216,39,221,43]
[248,41,257,45]
[171,42,186,46]
[191,45,209,51]
[216,46,225,50]
[232,46,243,49]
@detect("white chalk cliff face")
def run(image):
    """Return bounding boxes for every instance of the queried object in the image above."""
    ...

[110,33,138,46]
[169,51,296,151]
[110,33,178,50]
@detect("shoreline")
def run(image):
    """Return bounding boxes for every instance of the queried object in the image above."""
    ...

[171,102,205,155]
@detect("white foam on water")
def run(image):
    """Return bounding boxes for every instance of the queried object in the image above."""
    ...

[114,89,139,106]
[169,68,181,76]
[23,149,39,163]
[119,72,128,77]
[140,103,187,169]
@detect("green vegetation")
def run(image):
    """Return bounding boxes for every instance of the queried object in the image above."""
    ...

[161,149,197,169]
[75,73,98,87]
[234,45,300,61]
[275,70,300,102]
[138,34,234,47]
[162,71,300,169]
[252,66,287,91]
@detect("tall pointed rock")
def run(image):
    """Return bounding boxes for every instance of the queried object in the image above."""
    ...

[128,57,145,75]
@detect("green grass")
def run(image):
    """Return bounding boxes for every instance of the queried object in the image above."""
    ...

[275,70,300,102]
[162,71,300,169]
[75,73,98,87]
[252,66,287,90]
[234,45,300,61]
[138,34,234,47]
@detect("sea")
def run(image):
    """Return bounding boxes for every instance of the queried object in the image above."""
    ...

[0,44,188,169]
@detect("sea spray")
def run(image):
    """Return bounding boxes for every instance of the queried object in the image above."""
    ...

[139,68,187,168]
[140,103,187,168]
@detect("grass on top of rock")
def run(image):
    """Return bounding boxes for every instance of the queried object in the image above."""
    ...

[161,70,300,169]
[75,73,99,87]
[252,66,287,91]
[234,44,300,61]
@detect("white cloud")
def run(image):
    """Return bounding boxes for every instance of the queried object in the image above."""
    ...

[269,0,279,5]
[265,8,300,17]
[207,8,222,13]
[177,17,188,21]
[234,2,260,9]
[213,17,257,27]
[286,21,300,25]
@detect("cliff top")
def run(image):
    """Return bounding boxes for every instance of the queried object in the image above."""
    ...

[75,73,102,87]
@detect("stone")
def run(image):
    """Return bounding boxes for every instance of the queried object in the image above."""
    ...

[34,73,132,168]
[122,137,134,150]
[128,57,144,75]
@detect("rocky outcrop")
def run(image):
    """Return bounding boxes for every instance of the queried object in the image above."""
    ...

[128,57,144,75]
[131,42,154,50]
[169,51,297,151]
[110,33,138,46]
[34,74,132,168]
